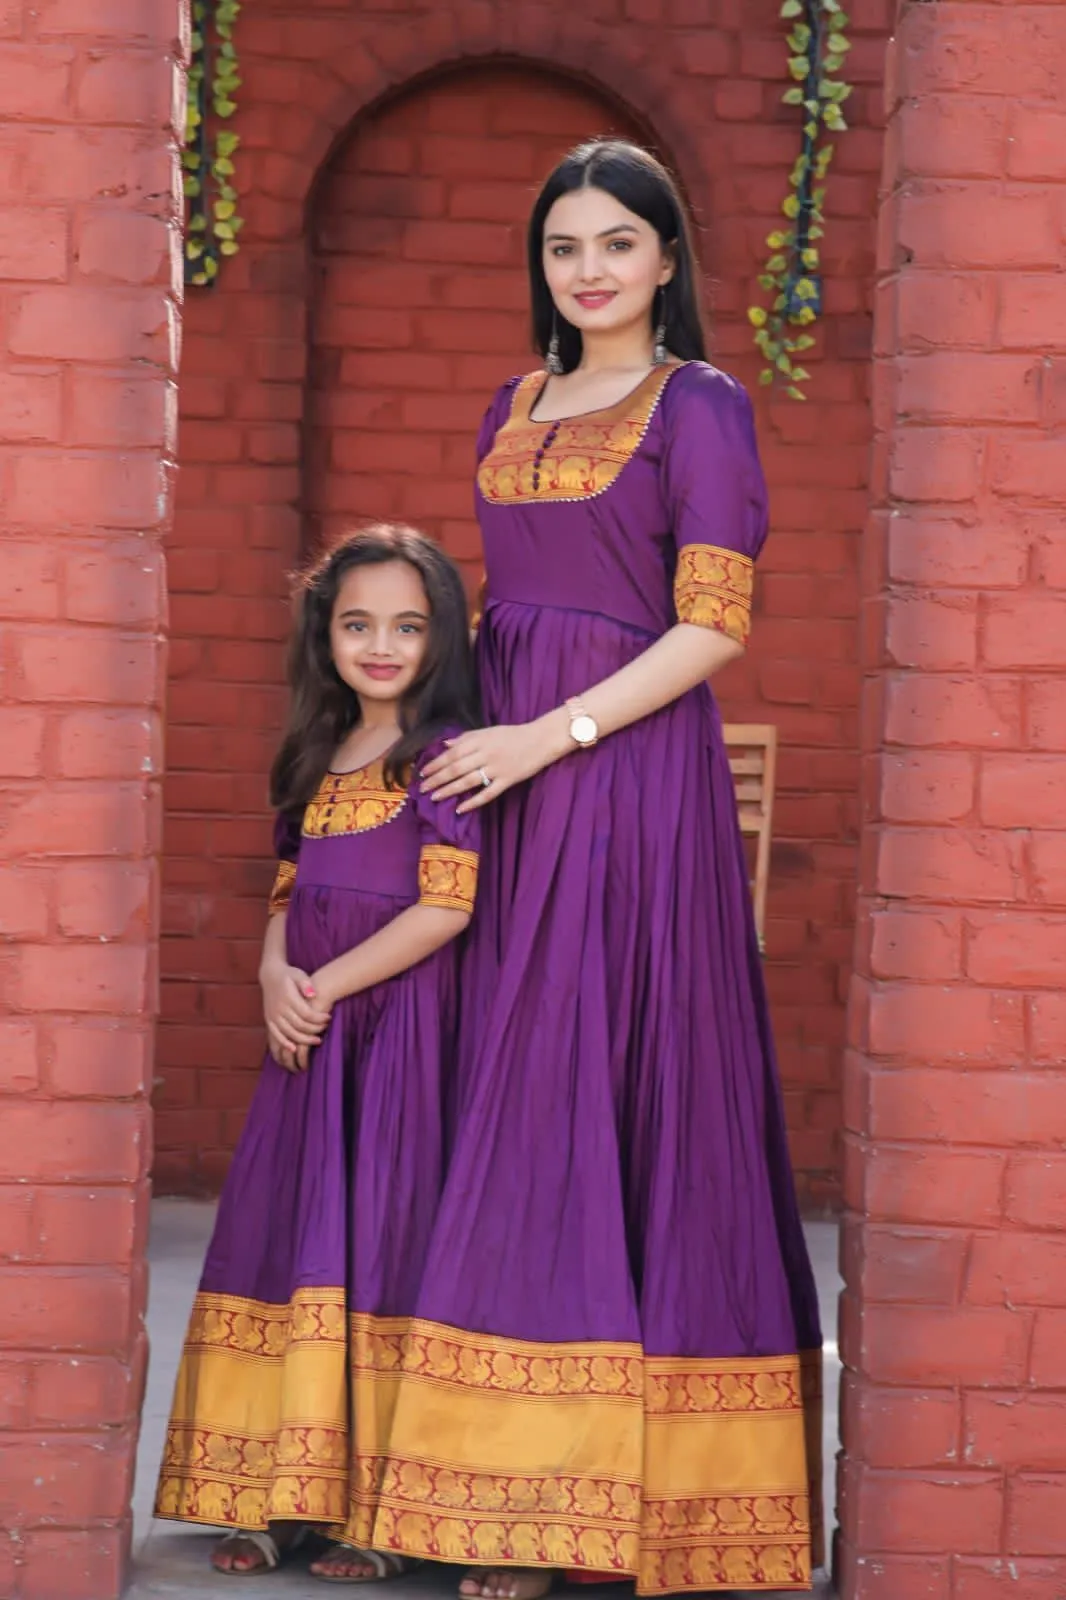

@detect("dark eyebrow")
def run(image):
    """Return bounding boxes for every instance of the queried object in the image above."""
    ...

[336,607,429,621]
[544,224,641,243]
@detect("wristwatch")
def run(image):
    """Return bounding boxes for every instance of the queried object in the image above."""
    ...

[566,696,599,749]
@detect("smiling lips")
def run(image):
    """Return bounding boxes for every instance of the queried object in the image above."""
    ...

[361,663,402,680]
[573,291,617,309]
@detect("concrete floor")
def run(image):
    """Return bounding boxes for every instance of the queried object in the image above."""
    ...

[129,1200,840,1598]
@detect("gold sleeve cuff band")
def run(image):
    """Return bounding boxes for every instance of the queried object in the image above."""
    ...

[674,544,754,646]
[418,845,478,915]
[268,860,297,916]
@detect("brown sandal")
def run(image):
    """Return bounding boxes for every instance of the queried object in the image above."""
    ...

[212,1528,313,1576]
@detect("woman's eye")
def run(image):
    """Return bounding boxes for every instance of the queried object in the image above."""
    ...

[608,239,632,251]
[550,244,573,258]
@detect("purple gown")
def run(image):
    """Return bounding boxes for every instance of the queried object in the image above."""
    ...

[155,742,480,1536]
[157,361,822,1594]
[367,363,823,1592]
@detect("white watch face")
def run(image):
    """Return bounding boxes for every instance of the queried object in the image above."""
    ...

[570,714,598,746]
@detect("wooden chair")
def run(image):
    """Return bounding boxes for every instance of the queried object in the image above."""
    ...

[722,723,778,953]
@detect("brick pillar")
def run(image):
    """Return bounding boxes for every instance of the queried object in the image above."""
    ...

[840,3,1066,1597]
[0,3,184,1596]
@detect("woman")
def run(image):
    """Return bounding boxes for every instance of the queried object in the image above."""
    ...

[346,140,824,1596]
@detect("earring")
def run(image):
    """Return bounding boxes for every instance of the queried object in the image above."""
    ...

[653,289,669,366]
[546,312,564,375]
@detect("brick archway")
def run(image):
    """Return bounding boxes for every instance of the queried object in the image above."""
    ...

[231,11,706,247]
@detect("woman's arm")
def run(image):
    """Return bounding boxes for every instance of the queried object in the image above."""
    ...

[310,903,470,1010]
[422,624,741,808]
[532,621,742,757]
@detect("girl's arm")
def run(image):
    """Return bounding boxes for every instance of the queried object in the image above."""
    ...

[310,903,470,1009]
[312,737,481,1009]
[260,814,331,1067]
[260,904,288,972]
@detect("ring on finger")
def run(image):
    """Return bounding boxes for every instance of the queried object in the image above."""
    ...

[477,767,492,789]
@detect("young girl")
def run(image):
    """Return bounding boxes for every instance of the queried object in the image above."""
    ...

[155,524,481,1585]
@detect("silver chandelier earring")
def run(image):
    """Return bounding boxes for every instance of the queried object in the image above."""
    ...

[546,312,564,375]
[653,288,669,366]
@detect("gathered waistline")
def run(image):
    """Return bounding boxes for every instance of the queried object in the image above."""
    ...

[481,594,662,643]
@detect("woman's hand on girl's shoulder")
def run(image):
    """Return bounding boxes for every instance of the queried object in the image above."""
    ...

[260,959,331,1072]
[420,718,570,813]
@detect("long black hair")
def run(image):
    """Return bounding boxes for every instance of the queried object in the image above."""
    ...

[527,139,708,375]
[269,524,480,814]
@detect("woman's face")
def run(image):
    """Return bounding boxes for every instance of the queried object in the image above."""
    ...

[541,185,675,344]
[329,560,430,708]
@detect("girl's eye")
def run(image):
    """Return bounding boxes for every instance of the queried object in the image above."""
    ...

[346,621,367,633]
[398,623,421,635]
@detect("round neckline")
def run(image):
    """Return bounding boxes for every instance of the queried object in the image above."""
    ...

[526,360,687,425]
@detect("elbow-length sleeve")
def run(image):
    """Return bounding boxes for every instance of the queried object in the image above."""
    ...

[268,808,302,916]
[662,365,769,648]
[411,739,482,917]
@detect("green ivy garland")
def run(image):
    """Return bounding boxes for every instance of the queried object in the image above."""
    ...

[182,0,243,286]
[748,0,853,399]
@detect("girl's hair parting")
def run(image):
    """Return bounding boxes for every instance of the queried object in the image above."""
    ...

[527,138,708,374]
[269,523,480,814]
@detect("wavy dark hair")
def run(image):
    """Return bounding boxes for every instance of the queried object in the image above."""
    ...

[527,139,708,375]
[269,524,480,814]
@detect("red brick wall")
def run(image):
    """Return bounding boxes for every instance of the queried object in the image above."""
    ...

[0,2,183,1595]
[157,0,893,1204]
[839,2,1066,1594]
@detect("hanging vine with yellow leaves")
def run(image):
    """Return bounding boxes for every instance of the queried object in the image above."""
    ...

[183,0,243,286]
[748,0,853,399]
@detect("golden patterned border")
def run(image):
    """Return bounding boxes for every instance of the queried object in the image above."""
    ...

[418,845,479,915]
[303,765,407,839]
[352,1313,643,1399]
[674,544,754,646]
[157,1295,820,1594]
[370,1491,811,1591]
[268,859,296,915]
[181,1286,348,1356]
[477,366,685,506]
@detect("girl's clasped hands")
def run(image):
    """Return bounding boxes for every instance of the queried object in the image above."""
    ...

[261,961,330,1073]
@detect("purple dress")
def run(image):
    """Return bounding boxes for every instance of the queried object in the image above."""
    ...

[367,364,823,1592]
[155,742,480,1537]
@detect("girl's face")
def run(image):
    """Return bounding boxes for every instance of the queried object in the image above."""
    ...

[329,560,430,708]
[542,185,675,346]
